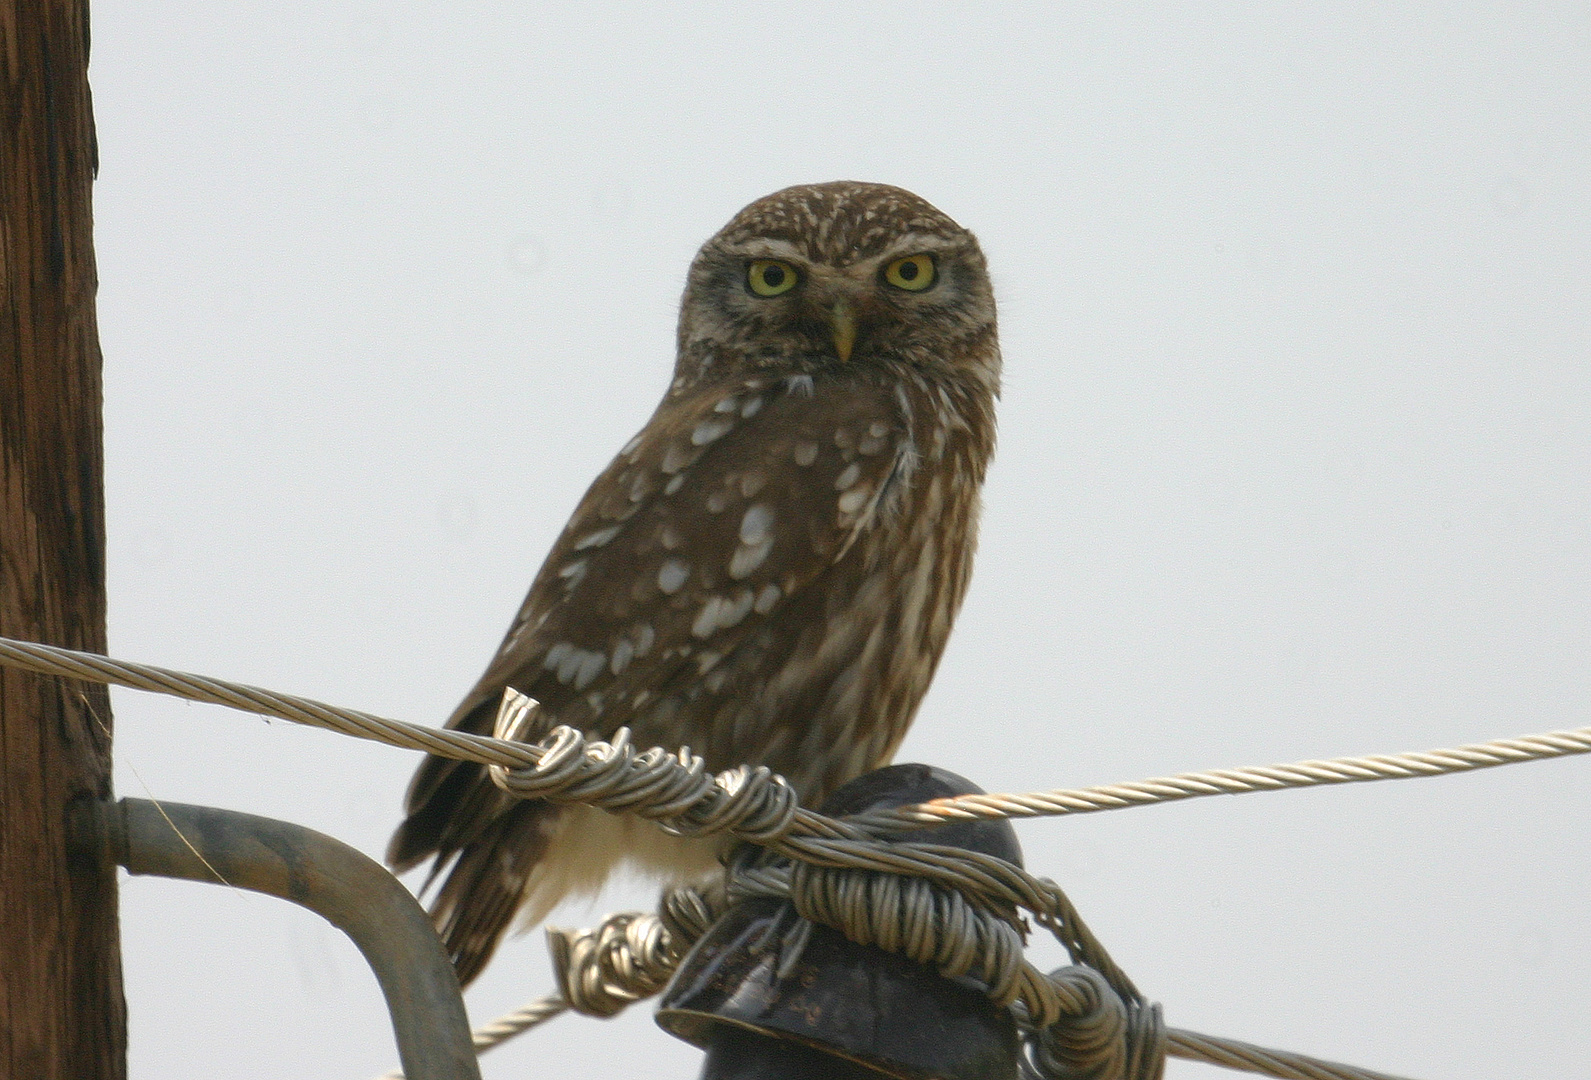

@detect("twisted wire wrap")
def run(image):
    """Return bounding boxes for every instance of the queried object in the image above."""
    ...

[490,690,804,842]
[547,912,680,1018]
[1025,966,1165,1080]
[0,637,1485,1080]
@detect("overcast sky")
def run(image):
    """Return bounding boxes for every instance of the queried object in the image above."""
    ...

[88,4,1588,1078]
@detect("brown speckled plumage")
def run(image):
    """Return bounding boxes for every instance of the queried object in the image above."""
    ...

[388,182,1001,985]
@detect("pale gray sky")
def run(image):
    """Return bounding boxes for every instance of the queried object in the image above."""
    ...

[92,4,1589,1078]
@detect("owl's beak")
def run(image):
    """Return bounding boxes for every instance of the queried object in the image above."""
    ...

[829,299,858,362]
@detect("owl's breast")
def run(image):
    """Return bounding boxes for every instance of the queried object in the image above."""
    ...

[647,373,992,802]
[470,368,993,806]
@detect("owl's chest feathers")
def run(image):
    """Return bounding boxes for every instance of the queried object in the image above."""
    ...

[742,374,990,778]
[512,367,991,788]
[835,378,987,644]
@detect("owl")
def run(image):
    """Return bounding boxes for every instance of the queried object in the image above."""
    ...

[388,181,1001,986]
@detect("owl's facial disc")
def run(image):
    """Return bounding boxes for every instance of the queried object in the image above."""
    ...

[678,184,995,384]
[732,247,948,362]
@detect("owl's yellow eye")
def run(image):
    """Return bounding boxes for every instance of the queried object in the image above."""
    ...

[883,254,936,291]
[747,259,800,297]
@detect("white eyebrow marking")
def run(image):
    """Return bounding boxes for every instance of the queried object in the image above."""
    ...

[730,238,807,262]
[876,232,958,260]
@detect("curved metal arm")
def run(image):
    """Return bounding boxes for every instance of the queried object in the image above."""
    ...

[107,798,481,1080]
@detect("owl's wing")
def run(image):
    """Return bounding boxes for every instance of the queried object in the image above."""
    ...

[389,371,912,872]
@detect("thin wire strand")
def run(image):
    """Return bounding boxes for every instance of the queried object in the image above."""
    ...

[377,994,569,1079]
[1166,1028,1420,1080]
[848,729,1591,833]
[4,636,1584,836]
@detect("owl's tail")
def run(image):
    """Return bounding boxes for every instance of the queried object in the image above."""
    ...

[388,773,561,987]
[388,697,724,985]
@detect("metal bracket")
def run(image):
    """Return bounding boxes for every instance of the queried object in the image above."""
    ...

[104,798,481,1080]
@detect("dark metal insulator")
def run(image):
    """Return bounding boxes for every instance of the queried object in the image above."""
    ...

[657,764,1024,1080]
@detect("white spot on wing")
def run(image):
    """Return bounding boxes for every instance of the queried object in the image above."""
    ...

[665,475,685,495]
[692,417,734,446]
[543,642,574,672]
[661,444,693,475]
[838,487,870,514]
[740,397,764,418]
[657,559,690,594]
[723,589,755,629]
[793,442,818,466]
[729,538,772,579]
[834,463,861,491]
[691,598,724,638]
[574,526,621,551]
[785,374,814,397]
[739,504,774,545]
[754,583,781,614]
[610,639,634,675]
[551,645,605,688]
[574,650,605,691]
[691,589,755,638]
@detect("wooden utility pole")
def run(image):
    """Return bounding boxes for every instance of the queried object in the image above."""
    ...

[0,2,127,1078]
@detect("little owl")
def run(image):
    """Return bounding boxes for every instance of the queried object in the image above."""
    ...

[388,181,1001,985]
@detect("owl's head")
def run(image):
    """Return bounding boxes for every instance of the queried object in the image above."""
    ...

[676,182,998,391]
